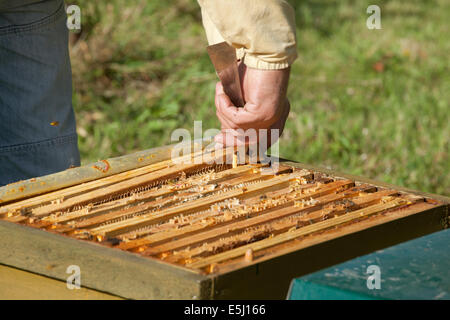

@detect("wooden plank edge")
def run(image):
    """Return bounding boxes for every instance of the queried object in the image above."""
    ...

[0,220,211,299]
[0,264,123,300]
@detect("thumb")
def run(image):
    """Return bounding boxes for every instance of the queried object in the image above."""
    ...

[215,81,234,110]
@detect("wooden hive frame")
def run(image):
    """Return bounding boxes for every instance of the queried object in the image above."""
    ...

[0,142,448,299]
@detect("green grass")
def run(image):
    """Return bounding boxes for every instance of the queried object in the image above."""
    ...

[69,0,449,196]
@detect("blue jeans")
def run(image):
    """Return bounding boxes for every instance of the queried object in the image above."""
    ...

[0,0,80,186]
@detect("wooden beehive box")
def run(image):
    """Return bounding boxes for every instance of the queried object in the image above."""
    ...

[0,143,448,299]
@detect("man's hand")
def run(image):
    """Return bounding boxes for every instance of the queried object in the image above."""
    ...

[214,63,291,147]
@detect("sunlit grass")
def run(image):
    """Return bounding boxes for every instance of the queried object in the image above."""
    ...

[69,0,449,195]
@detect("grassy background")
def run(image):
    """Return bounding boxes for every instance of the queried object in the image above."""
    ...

[69,0,449,196]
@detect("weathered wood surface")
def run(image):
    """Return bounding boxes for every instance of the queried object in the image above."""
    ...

[0,264,122,300]
[0,220,210,299]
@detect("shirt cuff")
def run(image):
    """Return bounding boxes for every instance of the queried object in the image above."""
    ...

[240,52,297,70]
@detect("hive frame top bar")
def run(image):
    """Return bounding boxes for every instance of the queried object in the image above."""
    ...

[279,159,450,204]
[0,139,214,204]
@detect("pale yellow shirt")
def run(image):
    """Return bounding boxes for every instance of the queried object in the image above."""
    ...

[198,0,297,70]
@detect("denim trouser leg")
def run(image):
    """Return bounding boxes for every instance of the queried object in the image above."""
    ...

[0,0,80,186]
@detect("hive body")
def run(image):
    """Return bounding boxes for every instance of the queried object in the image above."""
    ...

[0,146,448,299]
